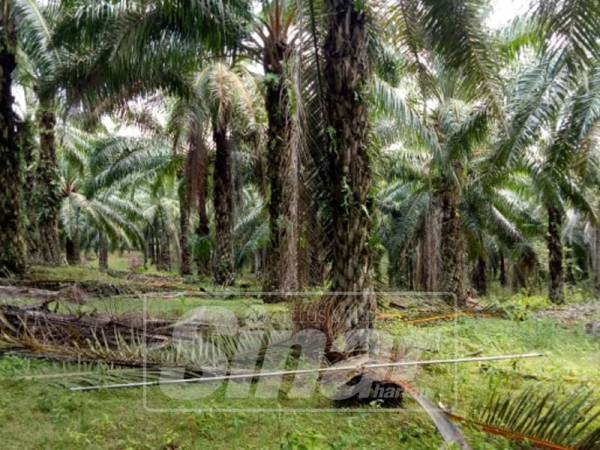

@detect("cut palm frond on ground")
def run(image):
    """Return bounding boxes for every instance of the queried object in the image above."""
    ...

[445,387,600,450]
[0,304,288,379]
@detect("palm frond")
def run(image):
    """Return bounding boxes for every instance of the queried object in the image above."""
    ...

[454,386,600,450]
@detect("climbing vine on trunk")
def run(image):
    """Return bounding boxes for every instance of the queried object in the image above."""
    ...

[322,0,375,333]
[0,9,27,276]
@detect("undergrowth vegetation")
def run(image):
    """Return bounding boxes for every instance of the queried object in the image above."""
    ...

[1,265,599,449]
[2,0,600,447]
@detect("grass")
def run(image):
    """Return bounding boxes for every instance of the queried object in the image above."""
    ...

[54,295,289,322]
[1,263,599,449]
[28,255,262,294]
[0,355,513,450]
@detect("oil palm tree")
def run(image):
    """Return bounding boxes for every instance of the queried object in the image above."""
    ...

[248,0,301,299]
[318,0,376,336]
[15,0,66,264]
[372,64,493,305]
[58,125,150,267]
[299,0,505,330]
[167,93,215,277]
[194,62,259,285]
[59,120,173,268]
[515,66,600,303]
[50,0,254,276]
[52,0,253,108]
[137,183,180,272]
[484,19,600,302]
[0,0,27,276]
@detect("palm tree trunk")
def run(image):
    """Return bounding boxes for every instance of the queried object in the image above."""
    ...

[416,198,441,291]
[98,232,108,272]
[565,247,576,285]
[440,187,466,306]
[158,238,171,271]
[297,186,310,288]
[179,193,191,276]
[143,226,150,269]
[189,130,211,276]
[499,250,507,287]
[19,118,42,262]
[304,199,327,287]
[178,167,192,276]
[151,231,158,267]
[322,0,375,335]
[0,10,27,276]
[212,124,234,286]
[407,251,415,290]
[36,96,62,265]
[595,228,600,294]
[156,214,171,272]
[262,38,299,301]
[66,219,81,266]
[472,257,487,296]
[547,206,564,304]
[511,260,528,292]
[195,218,211,275]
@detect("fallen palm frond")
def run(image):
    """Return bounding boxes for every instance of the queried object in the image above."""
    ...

[377,310,499,324]
[0,278,206,297]
[0,304,171,346]
[0,304,289,386]
[0,279,133,297]
[445,387,600,450]
[375,294,507,325]
[0,285,63,301]
[1,303,562,450]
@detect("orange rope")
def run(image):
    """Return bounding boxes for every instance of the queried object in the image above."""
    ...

[376,311,496,324]
[445,412,576,450]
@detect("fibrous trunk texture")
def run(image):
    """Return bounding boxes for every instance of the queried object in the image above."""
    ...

[20,119,41,262]
[212,125,234,286]
[143,226,151,268]
[0,12,27,276]
[595,229,600,294]
[301,194,327,287]
[36,96,62,265]
[440,187,466,306]
[472,257,487,296]
[416,198,441,292]
[98,232,108,272]
[66,230,80,266]
[188,131,211,276]
[297,184,310,288]
[499,250,507,287]
[262,33,299,302]
[547,206,564,304]
[511,260,529,292]
[156,214,171,272]
[178,167,192,276]
[565,247,576,285]
[322,0,375,335]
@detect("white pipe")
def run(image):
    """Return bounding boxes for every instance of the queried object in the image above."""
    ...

[70,352,544,392]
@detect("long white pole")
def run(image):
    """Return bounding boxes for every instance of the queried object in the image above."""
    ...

[70,352,544,392]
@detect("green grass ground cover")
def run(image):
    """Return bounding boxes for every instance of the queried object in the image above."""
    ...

[0,265,599,449]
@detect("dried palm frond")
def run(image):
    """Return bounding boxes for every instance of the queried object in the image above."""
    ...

[0,304,291,389]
